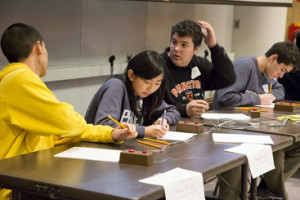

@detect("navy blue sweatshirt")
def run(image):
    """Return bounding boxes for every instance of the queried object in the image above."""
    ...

[85,77,181,137]
[162,44,236,117]
[213,57,284,109]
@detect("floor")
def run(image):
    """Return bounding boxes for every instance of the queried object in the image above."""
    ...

[286,169,300,200]
[205,169,300,200]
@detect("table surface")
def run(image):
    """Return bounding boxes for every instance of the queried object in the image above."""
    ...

[0,126,292,200]
[192,104,300,142]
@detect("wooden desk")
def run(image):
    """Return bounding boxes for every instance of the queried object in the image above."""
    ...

[0,129,292,200]
[191,106,300,142]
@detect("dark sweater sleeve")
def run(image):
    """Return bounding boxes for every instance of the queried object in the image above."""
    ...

[151,101,181,125]
[89,79,147,138]
[93,80,126,128]
[270,81,285,102]
[201,44,236,90]
[175,103,187,117]
[213,61,260,109]
[136,126,145,138]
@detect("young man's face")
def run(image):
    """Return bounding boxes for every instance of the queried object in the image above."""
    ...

[169,32,200,67]
[266,57,294,79]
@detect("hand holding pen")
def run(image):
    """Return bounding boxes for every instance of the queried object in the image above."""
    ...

[146,111,169,138]
[153,110,169,129]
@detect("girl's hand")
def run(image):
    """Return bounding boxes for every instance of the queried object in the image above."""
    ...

[145,125,168,138]
[152,118,169,130]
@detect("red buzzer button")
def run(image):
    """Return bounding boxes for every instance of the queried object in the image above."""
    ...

[142,150,147,154]
[184,121,189,123]
[128,149,135,153]
[194,122,198,125]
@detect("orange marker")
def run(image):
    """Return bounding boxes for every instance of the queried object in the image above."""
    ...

[269,83,273,93]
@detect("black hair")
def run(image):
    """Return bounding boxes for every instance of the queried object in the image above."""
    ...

[265,42,300,72]
[123,50,167,124]
[171,20,203,49]
[1,23,43,63]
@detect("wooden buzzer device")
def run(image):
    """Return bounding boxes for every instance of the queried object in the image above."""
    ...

[248,108,260,118]
[274,102,297,113]
[176,121,204,134]
[119,149,154,166]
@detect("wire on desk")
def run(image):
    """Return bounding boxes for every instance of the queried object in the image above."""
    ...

[203,117,291,130]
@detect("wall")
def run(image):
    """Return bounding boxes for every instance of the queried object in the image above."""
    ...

[0,0,289,116]
[0,0,147,115]
[145,3,234,58]
[0,0,147,75]
[232,6,287,59]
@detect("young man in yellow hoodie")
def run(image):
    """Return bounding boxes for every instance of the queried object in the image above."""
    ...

[0,23,136,200]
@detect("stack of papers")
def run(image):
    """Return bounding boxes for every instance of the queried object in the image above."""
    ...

[212,133,275,178]
[140,168,205,200]
[201,113,251,121]
[160,131,196,141]
[212,133,274,144]
[255,103,275,108]
[55,147,121,162]
[226,144,275,178]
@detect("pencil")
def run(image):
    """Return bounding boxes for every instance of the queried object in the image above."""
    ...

[269,83,273,93]
[235,107,259,110]
[107,115,134,135]
[143,138,171,145]
[260,109,268,112]
[235,107,268,112]
[137,140,162,149]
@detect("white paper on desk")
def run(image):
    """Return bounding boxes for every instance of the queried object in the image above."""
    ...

[255,103,275,108]
[160,131,196,141]
[212,133,274,144]
[54,147,121,162]
[139,168,205,200]
[225,144,275,178]
[201,113,251,121]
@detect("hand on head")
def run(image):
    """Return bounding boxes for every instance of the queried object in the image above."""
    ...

[259,93,275,105]
[186,99,209,117]
[111,123,137,141]
[197,21,217,48]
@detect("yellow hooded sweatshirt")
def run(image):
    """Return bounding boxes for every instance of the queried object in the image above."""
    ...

[0,63,115,200]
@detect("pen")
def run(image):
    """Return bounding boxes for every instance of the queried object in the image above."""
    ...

[143,138,171,145]
[137,140,162,149]
[269,83,273,94]
[107,115,134,135]
[161,110,166,126]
